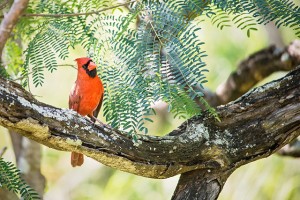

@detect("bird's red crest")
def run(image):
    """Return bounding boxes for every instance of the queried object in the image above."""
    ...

[75,57,92,68]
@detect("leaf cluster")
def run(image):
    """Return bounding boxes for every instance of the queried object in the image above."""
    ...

[0,158,40,200]
[4,0,299,136]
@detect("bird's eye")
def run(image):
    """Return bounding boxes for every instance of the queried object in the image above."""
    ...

[82,64,88,69]
[82,59,92,69]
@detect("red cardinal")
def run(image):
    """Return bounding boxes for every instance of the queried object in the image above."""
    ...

[69,57,104,167]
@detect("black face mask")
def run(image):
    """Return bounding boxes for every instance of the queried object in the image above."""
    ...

[82,60,97,78]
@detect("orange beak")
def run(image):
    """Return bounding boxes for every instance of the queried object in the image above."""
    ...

[87,62,97,71]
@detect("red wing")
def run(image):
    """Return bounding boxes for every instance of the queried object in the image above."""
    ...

[69,84,81,112]
[92,92,103,120]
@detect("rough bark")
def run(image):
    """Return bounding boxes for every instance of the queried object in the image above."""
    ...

[192,40,300,109]
[0,1,299,199]
[0,66,299,181]
[215,40,300,105]
[178,40,300,199]
[171,170,231,200]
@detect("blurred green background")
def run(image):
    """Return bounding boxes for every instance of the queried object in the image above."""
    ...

[1,18,299,200]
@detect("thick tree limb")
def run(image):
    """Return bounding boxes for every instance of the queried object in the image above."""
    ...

[175,40,300,199]
[215,40,300,105]
[0,67,299,179]
[193,40,300,109]
[210,40,300,161]
[0,2,298,199]
[0,0,29,59]
[171,170,231,200]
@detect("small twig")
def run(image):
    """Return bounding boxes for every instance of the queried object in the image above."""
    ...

[0,1,137,18]
[12,71,33,82]
[57,64,77,69]
[12,64,76,82]
[0,146,7,157]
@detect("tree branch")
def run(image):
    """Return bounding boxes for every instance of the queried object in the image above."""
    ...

[171,170,232,200]
[0,0,29,60]
[0,66,299,179]
[215,40,300,105]
[0,1,137,18]
[181,40,300,176]
[192,40,300,109]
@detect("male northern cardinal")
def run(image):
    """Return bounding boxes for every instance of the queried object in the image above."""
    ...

[69,57,104,167]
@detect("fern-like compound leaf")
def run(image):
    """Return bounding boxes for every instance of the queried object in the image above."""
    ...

[13,0,300,136]
[0,158,40,200]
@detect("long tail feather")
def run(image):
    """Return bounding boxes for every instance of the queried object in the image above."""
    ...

[71,152,84,167]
